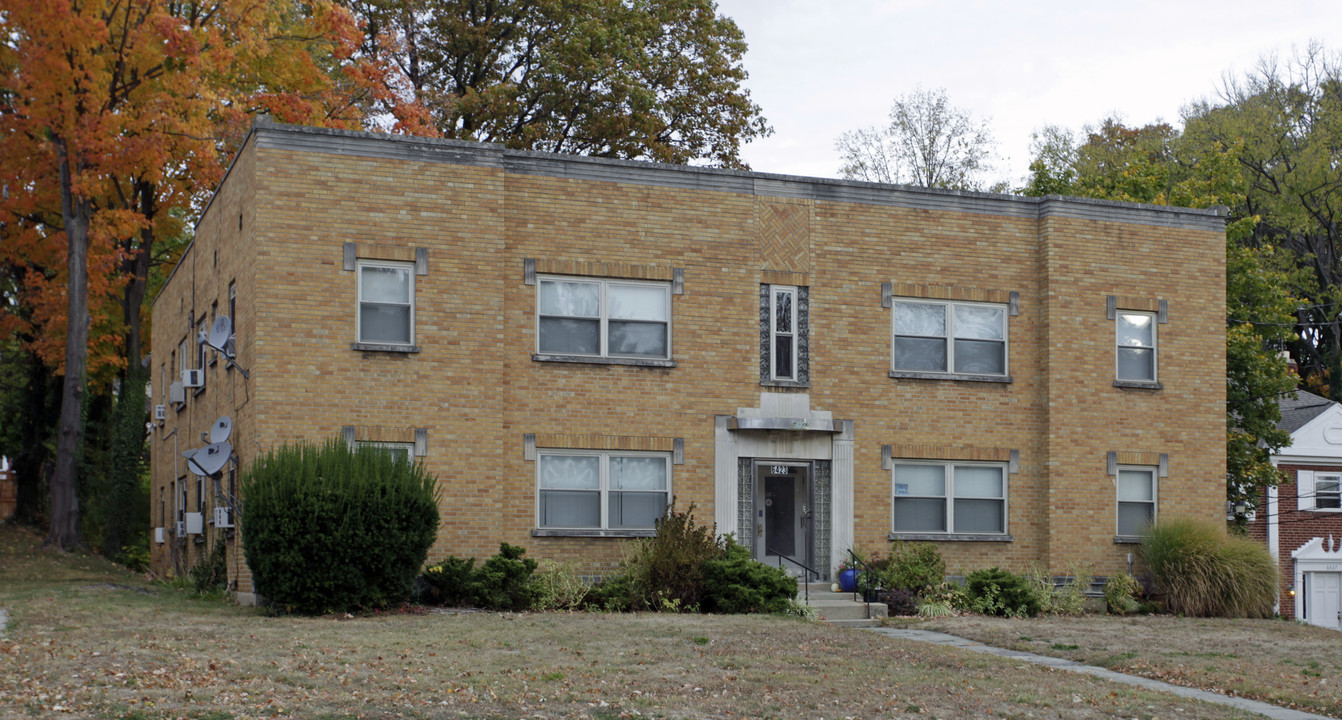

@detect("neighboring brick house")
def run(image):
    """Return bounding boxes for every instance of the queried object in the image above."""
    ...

[1248,390,1342,628]
[148,118,1228,603]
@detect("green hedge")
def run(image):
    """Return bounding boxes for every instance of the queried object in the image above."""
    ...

[241,439,438,614]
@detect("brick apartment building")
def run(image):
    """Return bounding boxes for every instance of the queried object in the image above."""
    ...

[1247,390,1342,628]
[149,118,1228,602]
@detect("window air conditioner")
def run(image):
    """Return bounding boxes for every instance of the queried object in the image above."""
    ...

[154,527,165,544]
[185,512,205,535]
[182,369,204,389]
[170,382,185,404]
[213,506,234,528]
[154,404,166,421]
[174,520,185,537]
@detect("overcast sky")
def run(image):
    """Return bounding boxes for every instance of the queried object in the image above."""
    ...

[712,1,1342,188]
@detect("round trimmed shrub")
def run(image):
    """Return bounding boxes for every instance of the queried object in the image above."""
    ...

[241,439,438,614]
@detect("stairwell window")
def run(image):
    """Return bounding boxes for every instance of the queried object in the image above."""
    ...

[761,284,809,386]
[357,260,414,346]
[892,300,1007,377]
[1117,467,1157,537]
[1116,311,1156,382]
[537,277,670,360]
[537,451,670,530]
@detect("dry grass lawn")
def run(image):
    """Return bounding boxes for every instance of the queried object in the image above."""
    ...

[916,613,1342,718]
[0,525,1289,719]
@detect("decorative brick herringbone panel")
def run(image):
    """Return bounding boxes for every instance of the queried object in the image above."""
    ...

[756,201,811,272]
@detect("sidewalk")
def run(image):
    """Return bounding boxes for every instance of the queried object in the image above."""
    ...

[868,628,1336,720]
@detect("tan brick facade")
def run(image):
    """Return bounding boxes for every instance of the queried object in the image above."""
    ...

[150,120,1227,599]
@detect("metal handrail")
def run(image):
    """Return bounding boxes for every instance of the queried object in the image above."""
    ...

[845,549,877,619]
[767,546,818,604]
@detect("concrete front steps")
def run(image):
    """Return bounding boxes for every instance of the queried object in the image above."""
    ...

[799,583,888,628]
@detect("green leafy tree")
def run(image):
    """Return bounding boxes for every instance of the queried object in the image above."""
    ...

[349,0,770,167]
[836,86,1001,190]
[1024,116,1298,512]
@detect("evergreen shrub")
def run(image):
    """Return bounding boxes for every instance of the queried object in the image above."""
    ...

[965,567,1041,617]
[701,541,797,614]
[241,440,438,614]
[880,541,945,593]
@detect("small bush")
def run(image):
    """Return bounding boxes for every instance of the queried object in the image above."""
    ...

[1103,572,1141,615]
[965,567,1041,617]
[701,541,797,614]
[1140,517,1275,618]
[878,588,920,616]
[534,561,589,611]
[471,543,541,611]
[191,540,229,594]
[241,439,438,614]
[583,573,635,612]
[624,502,722,610]
[422,556,478,606]
[1026,562,1091,616]
[881,542,945,594]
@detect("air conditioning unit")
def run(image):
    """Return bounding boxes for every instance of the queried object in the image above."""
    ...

[169,382,185,404]
[185,512,205,535]
[154,527,165,544]
[154,404,166,421]
[213,506,234,528]
[174,520,185,537]
[182,369,204,389]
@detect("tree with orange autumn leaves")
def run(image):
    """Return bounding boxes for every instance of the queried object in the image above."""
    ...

[0,0,428,550]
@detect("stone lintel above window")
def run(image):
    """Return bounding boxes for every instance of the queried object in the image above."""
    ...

[1106,294,1168,323]
[882,444,1019,470]
[343,241,428,275]
[523,433,683,463]
[883,282,1020,316]
[523,258,683,293]
[342,425,428,456]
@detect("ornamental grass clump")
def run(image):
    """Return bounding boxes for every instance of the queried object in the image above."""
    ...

[1140,517,1275,618]
[241,439,438,614]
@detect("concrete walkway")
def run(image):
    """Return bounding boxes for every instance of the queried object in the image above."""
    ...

[869,628,1335,720]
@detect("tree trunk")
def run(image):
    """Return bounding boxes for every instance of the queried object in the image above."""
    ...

[47,138,91,552]
[121,183,155,370]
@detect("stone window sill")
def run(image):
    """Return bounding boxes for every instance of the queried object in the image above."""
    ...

[1113,535,1143,544]
[533,354,676,368]
[352,342,420,353]
[889,533,1013,542]
[532,528,657,538]
[889,371,1012,384]
[760,379,810,389]
[1114,379,1162,390]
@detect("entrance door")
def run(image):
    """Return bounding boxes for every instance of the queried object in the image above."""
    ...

[1306,572,1341,630]
[754,462,810,574]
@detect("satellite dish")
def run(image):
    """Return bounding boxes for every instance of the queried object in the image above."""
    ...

[209,415,233,443]
[207,316,232,352]
[187,441,232,476]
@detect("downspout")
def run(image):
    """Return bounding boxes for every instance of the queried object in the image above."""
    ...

[1267,484,1280,615]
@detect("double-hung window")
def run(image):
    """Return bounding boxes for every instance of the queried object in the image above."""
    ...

[1116,467,1157,536]
[1116,311,1156,382]
[357,441,415,465]
[892,462,1007,535]
[892,300,1007,376]
[537,450,670,530]
[1300,471,1342,511]
[770,285,798,381]
[357,260,415,346]
[537,277,670,360]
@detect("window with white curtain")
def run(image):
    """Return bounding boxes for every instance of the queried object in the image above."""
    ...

[537,451,670,530]
[357,260,414,345]
[892,300,1007,376]
[537,277,670,360]
[892,461,1006,534]
[1116,467,1157,536]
